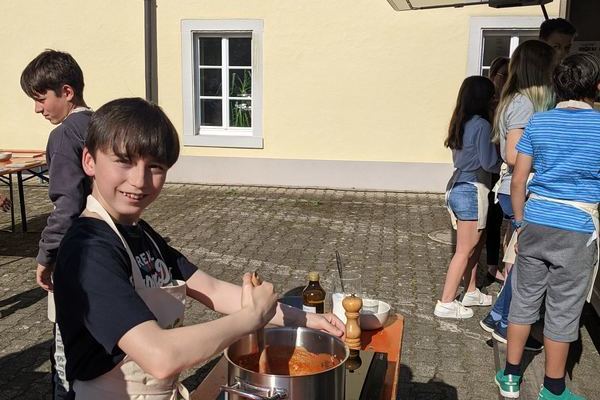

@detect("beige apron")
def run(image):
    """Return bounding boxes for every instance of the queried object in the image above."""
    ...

[445,169,489,230]
[73,195,189,399]
[526,193,599,302]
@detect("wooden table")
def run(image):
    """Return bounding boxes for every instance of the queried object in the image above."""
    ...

[0,149,48,232]
[191,314,404,400]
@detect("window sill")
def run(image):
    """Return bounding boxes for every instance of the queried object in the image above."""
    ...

[183,134,263,149]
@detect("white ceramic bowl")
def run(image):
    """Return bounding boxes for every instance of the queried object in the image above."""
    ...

[0,152,12,162]
[359,300,391,330]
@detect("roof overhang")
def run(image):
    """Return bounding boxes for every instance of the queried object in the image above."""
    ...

[386,0,552,11]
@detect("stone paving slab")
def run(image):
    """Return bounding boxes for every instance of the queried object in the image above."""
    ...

[0,183,598,399]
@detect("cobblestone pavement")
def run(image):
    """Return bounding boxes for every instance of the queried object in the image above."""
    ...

[1,183,598,399]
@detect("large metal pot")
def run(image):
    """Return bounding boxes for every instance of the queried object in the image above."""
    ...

[221,327,349,400]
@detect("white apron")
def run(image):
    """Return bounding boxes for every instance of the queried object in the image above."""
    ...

[73,195,189,399]
[445,169,490,230]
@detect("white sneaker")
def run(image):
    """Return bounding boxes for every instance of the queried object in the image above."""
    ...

[434,300,474,319]
[461,288,493,307]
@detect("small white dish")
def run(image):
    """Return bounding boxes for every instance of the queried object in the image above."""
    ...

[0,152,12,162]
[359,300,391,330]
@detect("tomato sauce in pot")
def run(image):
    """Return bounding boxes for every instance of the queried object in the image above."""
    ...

[234,345,341,376]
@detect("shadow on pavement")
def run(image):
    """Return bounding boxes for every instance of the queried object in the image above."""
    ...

[398,363,458,400]
[0,215,47,258]
[0,338,52,397]
[0,287,46,319]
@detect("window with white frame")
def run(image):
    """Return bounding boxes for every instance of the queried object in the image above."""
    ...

[181,20,263,148]
[467,16,545,77]
[480,30,539,76]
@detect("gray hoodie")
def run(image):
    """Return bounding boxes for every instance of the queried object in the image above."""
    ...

[37,110,92,267]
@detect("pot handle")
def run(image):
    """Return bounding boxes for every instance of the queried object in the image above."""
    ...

[220,377,287,400]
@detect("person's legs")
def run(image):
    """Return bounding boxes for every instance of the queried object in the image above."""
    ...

[464,236,485,293]
[496,223,548,398]
[486,174,503,277]
[499,268,513,327]
[544,338,569,380]
[506,322,532,366]
[539,225,596,398]
[441,219,482,302]
[497,193,515,281]
[436,183,482,319]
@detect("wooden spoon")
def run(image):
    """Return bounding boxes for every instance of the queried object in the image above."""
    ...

[250,271,269,374]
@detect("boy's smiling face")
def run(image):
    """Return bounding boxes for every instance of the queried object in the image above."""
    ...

[83,147,168,225]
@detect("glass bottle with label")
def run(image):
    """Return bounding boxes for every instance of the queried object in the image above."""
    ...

[302,271,325,313]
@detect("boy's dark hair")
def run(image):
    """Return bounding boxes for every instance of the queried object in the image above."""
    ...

[20,50,85,100]
[445,76,495,150]
[553,53,600,101]
[539,18,576,40]
[87,98,180,168]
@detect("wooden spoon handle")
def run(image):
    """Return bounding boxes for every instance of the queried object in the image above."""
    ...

[251,270,263,287]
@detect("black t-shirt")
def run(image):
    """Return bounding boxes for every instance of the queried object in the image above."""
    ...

[54,217,197,381]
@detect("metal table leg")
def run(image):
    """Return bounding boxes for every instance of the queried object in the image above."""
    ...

[17,171,27,232]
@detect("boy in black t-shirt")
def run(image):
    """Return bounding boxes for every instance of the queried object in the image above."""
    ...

[53,98,344,398]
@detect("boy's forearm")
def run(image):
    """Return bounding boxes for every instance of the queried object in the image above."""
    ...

[121,310,258,379]
[510,180,526,222]
[510,153,533,222]
[271,302,305,327]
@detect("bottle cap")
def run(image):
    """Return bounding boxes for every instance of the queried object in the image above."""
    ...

[308,271,320,281]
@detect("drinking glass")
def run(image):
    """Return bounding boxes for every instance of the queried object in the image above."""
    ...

[332,271,362,323]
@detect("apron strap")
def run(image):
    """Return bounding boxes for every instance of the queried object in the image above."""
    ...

[85,195,145,288]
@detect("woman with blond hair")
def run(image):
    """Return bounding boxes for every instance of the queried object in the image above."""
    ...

[480,40,556,346]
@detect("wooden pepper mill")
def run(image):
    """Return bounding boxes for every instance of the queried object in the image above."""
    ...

[343,294,362,350]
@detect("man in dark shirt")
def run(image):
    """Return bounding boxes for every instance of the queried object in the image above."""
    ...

[20,49,92,400]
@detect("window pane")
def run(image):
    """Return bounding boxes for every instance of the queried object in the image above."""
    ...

[229,38,251,66]
[230,100,252,128]
[200,68,222,96]
[199,38,221,66]
[200,99,222,126]
[229,69,252,97]
[482,35,511,66]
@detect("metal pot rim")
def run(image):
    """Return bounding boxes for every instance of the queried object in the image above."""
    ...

[224,326,350,377]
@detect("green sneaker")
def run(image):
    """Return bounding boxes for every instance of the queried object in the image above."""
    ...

[538,386,586,400]
[495,369,521,398]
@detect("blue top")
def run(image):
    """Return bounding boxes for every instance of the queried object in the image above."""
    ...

[516,107,600,233]
[452,115,500,186]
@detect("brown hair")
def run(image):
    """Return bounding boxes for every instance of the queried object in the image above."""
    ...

[445,76,495,150]
[20,49,85,101]
[86,98,180,168]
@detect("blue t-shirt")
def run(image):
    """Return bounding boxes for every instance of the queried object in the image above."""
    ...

[516,107,600,233]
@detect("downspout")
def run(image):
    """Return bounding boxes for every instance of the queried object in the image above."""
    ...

[144,0,158,103]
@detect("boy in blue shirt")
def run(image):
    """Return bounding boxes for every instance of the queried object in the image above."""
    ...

[495,53,600,400]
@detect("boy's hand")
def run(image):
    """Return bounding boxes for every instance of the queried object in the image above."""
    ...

[241,273,277,328]
[36,263,54,292]
[305,312,345,339]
